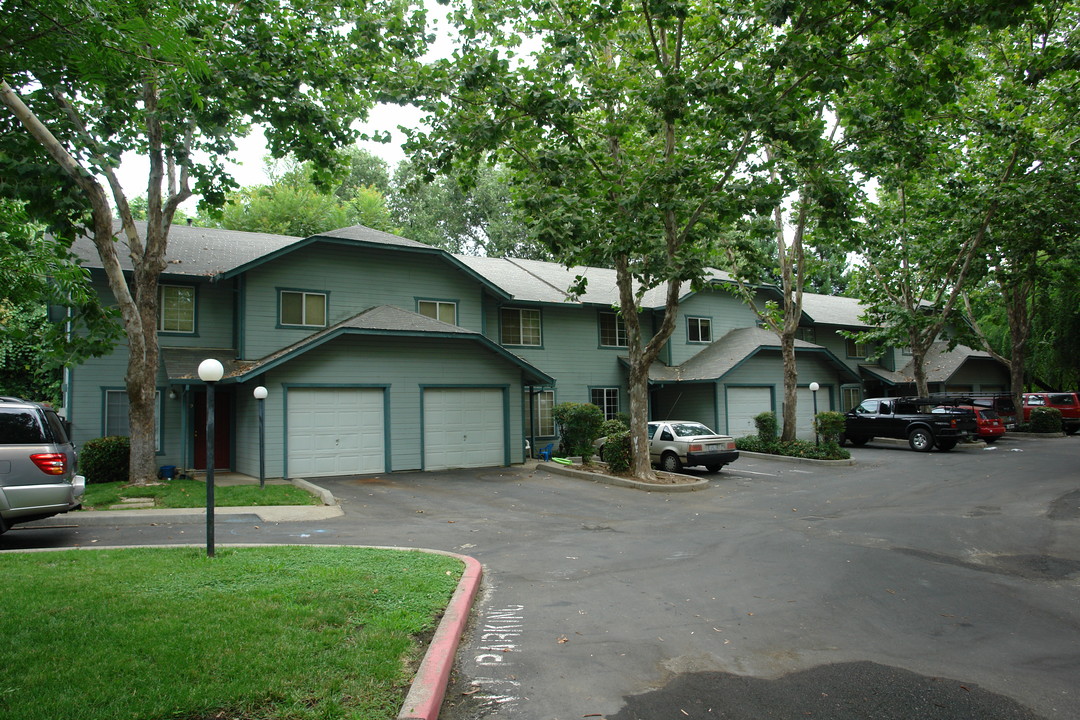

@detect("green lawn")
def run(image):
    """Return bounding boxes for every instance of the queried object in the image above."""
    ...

[81,478,322,510]
[2,546,462,720]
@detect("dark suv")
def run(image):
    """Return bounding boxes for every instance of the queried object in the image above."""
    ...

[0,397,85,534]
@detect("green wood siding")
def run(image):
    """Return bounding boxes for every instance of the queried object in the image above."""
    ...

[241,244,488,359]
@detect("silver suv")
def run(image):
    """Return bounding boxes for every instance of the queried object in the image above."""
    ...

[0,397,85,534]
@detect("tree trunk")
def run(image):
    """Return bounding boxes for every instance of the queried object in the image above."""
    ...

[780,333,798,440]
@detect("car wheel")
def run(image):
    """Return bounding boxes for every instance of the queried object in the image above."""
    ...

[936,439,957,451]
[984,437,997,445]
[660,452,682,473]
[848,435,870,447]
[1065,426,1078,436]
[706,464,723,473]
[908,428,934,452]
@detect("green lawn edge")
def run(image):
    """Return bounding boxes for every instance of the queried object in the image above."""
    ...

[2,545,463,720]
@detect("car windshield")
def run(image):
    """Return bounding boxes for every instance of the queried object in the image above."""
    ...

[669,422,715,437]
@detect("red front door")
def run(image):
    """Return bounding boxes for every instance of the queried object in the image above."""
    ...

[193,389,232,470]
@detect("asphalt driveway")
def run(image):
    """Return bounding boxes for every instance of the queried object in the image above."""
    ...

[6,435,1079,719]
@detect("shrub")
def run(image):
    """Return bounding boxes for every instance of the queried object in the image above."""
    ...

[80,436,130,484]
[599,418,628,438]
[553,402,605,462]
[735,435,850,461]
[602,431,632,473]
[814,411,846,445]
[1029,406,1063,433]
[754,411,778,444]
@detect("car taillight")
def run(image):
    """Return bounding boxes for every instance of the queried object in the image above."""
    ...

[30,453,67,475]
[689,444,703,452]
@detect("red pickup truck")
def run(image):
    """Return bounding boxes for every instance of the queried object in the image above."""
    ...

[1022,392,1080,435]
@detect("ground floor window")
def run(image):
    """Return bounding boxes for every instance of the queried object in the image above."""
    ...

[841,385,861,412]
[590,387,620,420]
[105,389,161,450]
[525,389,555,437]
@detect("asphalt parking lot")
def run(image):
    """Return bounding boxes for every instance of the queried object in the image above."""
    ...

[6,435,1079,719]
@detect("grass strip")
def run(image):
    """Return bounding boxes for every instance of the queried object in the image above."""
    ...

[82,479,322,509]
[1,546,462,720]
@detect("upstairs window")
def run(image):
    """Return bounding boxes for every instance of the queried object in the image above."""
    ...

[599,312,627,347]
[795,326,816,343]
[159,285,195,334]
[687,317,712,343]
[501,307,541,346]
[846,338,869,358]
[280,290,327,327]
[418,300,457,325]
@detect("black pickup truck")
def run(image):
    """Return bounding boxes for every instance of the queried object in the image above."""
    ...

[842,396,979,452]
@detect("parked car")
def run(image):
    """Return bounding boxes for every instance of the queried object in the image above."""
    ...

[596,420,739,473]
[1022,392,1080,435]
[0,397,85,534]
[842,396,978,452]
[936,405,1005,444]
[969,394,1018,429]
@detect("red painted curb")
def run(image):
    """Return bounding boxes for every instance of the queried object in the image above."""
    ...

[398,554,484,720]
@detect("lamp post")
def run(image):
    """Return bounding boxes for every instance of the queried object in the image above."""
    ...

[198,358,224,558]
[809,381,820,446]
[253,386,268,490]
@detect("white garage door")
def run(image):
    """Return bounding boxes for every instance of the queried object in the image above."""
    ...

[424,388,505,470]
[795,387,831,441]
[726,386,773,437]
[288,388,384,477]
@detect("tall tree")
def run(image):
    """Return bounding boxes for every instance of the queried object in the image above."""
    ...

[1,0,428,483]
[845,1,1077,401]
[390,159,547,258]
[416,0,1002,469]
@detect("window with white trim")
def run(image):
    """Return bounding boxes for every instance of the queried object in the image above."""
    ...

[105,390,161,450]
[590,388,620,420]
[418,300,457,324]
[687,317,712,343]
[159,285,195,333]
[501,307,541,346]
[525,389,555,436]
[599,312,627,347]
[280,290,327,327]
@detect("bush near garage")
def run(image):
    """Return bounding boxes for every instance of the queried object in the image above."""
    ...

[79,436,130,484]
[1029,406,1063,433]
[736,409,850,460]
[814,411,846,447]
[554,401,605,462]
[754,411,778,443]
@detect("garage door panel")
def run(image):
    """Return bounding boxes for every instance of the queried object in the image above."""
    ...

[425,388,505,471]
[727,387,772,437]
[288,388,384,477]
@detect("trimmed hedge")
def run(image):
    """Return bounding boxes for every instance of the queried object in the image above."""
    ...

[79,436,130,484]
[1029,406,1063,433]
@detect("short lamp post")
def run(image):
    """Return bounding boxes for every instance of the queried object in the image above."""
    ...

[198,358,224,558]
[809,381,820,446]
[253,386,268,490]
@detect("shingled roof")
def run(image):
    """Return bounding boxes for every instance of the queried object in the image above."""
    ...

[70,221,302,278]
[646,326,858,383]
[860,341,996,385]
